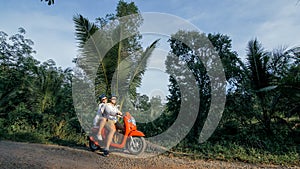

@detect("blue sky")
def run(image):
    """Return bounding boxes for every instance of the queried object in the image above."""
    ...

[1,0,300,98]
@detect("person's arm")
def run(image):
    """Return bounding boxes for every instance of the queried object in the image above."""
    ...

[100,103,106,114]
[96,103,104,115]
[117,110,122,115]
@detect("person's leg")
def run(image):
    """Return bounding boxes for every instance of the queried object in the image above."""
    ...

[97,117,107,140]
[103,120,116,156]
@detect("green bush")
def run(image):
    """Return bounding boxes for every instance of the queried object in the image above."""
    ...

[173,140,299,165]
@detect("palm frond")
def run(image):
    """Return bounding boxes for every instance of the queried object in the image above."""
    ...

[256,85,278,93]
[111,39,160,109]
[131,39,160,83]
[73,14,99,49]
[246,39,270,90]
[74,15,112,89]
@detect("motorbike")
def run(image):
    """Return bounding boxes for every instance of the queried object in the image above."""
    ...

[88,112,146,155]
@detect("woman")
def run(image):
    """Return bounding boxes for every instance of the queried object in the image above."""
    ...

[93,94,108,141]
[93,94,107,129]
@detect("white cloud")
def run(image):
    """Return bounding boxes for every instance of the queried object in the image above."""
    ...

[256,3,300,51]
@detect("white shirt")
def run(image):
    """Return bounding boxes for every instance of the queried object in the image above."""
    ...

[103,103,119,121]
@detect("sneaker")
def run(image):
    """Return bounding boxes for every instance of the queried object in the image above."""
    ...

[103,150,109,157]
[97,134,102,141]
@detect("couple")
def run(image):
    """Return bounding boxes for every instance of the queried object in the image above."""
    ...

[93,94,122,157]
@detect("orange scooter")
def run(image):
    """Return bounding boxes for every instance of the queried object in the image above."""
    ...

[88,112,146,155]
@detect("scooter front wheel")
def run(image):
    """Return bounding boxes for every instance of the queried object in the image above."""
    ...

[126,137,146,155]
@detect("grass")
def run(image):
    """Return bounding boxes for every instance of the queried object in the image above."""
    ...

[1,128,299,167]
[172,141,300,166]
[0,130,87,148]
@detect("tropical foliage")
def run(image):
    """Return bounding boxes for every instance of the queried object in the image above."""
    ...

[73,1,159,110]
[40,0,54,6]
[164,31,300,164]
[0,28,83,145]
[1,0,299,165]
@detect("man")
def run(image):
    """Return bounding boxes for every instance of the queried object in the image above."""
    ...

[100,95,122,157]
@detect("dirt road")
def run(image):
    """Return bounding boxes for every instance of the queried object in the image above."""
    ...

[0,140,298,169]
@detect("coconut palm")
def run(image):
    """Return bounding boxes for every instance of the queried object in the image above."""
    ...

[73,1,159,111]
[245,39,300,132]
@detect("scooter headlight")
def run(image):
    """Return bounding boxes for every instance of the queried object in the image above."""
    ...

[128,116,136,126]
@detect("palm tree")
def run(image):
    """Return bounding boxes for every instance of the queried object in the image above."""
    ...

[246,39,300,132]
[246,39,272,131]
[34,60,64,113]
[73,1,159,111]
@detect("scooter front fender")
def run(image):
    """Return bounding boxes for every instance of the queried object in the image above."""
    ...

[129,130,145,137]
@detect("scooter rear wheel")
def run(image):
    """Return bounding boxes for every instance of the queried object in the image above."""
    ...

[89,138,99,152]
[126,137,146,155]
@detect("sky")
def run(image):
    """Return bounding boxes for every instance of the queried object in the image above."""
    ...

[1,0,300,98]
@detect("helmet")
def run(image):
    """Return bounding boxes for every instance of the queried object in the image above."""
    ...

[110,94,118,100]
[99,94,107,100]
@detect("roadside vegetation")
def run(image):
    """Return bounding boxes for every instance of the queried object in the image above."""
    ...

[1,0,299,166]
